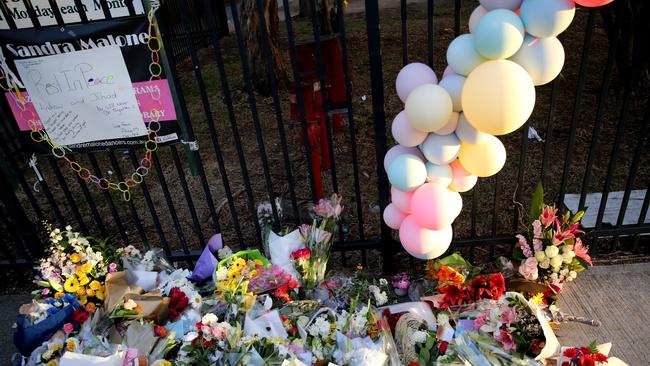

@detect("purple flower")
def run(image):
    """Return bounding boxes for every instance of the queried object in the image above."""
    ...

[517,234,533,257]
[41,288,50,296]
[108,262,117,273]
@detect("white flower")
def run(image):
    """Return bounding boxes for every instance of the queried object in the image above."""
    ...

[368,285,380,294]
[539,258,551,269]
[569,271,577,279]
[549,255,563,268]
[545,246,560,258]
[201,313,218,326]
[412,330,428,343]
[379,278,388,286]
[437,312,449,326]
[123,299,138,310]
[215,267,228,281]
[373,291,388,306]
[308,316,332,338]
[182,331,199,343]
[562,251,575,264]
[561,244,574,253]
[217,246,233,260]
[534,251,546,262]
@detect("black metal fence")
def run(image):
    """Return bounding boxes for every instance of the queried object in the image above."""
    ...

[0,0,648,273]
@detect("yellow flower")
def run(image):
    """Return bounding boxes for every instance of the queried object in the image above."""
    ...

[248,270,258,278]
[85,302,96,312]
[46,360,58,366]
[531,292,544,305]
[233,258,246,270]
[241,294,255,312]
[95,290,105,301]
[253,259,263,266]
[86,288,96,297]
[54,291,65,299]
[79,295,88,304]
[89,280,101,290]
[77,274,90,286]
[51,343,63,351]
[69,253,82,263]
[81,263,92,274]
[66,339,77,352]
[151,360,172,366]
[64,277,79,293]
[77,286,86,296]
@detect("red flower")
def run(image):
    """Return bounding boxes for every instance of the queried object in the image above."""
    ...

[168,287,189,322]
[564,348,579,358]
[407,362,420,366]
[291,248,311,260]
[562,362,570,366]
[72,310,89,324]
[593,353,608,363]
[580,355,595,366]
[580,347,593,355]
[439,340,449,353]
[487,273,506,299]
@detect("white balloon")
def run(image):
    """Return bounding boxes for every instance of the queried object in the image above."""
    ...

[509,34,565,86]
[469,5,488,33]
[434,111,460,135]
[455,113,491,144]
[425,162,453,186]
[439,74,466,112]
[420,133,461,165]
[479,0,522,10]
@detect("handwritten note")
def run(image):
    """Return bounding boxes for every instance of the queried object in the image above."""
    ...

[14,45,147,146]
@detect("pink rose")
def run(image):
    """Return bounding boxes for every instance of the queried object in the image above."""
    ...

[63,323,74,334]
[518,257,539,281]
[108,262,117,273]
[474,312,488,328]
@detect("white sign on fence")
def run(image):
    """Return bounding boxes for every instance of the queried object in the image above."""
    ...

[14,45,147,146]
[0,0,145,29]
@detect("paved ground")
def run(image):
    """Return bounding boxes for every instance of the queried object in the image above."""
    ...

[556,262,650,365]
[2,263,649,364]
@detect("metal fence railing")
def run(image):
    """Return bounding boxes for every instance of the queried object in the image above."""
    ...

[0,0,648,272]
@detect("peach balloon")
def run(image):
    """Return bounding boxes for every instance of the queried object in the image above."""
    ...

[383,203,407,230]
[458,134,506,177]
[411,183,459,230]
[391,186,414,213]
[399,215,453,256]
[449,159,478,192]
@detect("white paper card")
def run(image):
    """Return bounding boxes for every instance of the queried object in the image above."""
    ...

[15,45,147,146]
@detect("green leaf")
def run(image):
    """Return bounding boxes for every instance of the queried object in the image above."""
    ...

[425,335,435,349]
[571,209,586,224]
[420,348,430,362]
[563,210,571,224]
[437,253,471,268]
[589,340,599,354]
[569,257,590,272]
[530,182,544,221]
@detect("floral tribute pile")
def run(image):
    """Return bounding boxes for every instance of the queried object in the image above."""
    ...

[12,192,629,365]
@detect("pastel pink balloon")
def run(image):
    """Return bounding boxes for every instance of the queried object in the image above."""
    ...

[399,215,453,255]
[391,111,428,147]
[396,63,438,102]
[406,239,452,260]
[411,183,459,230]
[449,159,478,192]
[384,145,425,172]
[383,203,407,229]
[391,186,413,213]
[443,65,456,78]
[448,189,463,220]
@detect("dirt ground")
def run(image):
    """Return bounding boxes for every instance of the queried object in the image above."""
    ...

[3,0,649,285]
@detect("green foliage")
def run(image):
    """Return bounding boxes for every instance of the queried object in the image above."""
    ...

[530,182,544,221]
[571,209,586,224]
[570,257,590,273]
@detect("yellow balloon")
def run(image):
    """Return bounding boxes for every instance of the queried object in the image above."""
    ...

[461,60,535,135]
[405,84,453,132]
[458,134,506,177]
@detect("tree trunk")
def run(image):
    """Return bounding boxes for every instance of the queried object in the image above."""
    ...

[240,0,288,96]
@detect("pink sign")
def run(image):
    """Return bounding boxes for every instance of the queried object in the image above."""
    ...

[5,79,177,131]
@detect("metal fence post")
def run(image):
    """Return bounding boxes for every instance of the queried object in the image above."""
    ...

[365,0,394,273]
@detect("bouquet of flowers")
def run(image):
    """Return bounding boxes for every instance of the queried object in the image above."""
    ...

[391,272,410,297]
[515,185,591,288]
[295,194,343,290]
[34,224,116,308]
[560,342,608,366]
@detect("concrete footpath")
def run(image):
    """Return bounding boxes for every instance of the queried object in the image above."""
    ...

[1,262,649,364]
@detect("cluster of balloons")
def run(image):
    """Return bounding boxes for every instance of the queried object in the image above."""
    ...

[383,0,613,260]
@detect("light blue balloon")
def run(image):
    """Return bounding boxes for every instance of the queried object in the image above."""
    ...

[446,34,487,77]
[474,9,524,59]
[387,153,427,192]
[519,0,575,38]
